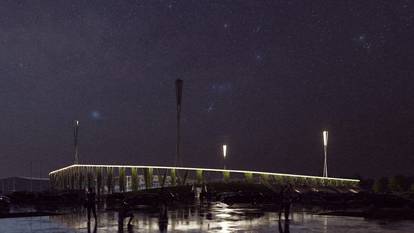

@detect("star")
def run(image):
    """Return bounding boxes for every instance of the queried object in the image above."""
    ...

[255,54,263,61]
[353,34,372,50]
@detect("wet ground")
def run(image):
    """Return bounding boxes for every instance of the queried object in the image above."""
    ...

[1,203,414,233]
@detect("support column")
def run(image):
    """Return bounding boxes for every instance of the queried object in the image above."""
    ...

[223,171,230,182]
[119,167,126,192]
[106,167,113,194]
[170,169,177,186]
[244,173,253,183]
[144,168,153,189]
[196,170,203,185]
[131,167,138,192]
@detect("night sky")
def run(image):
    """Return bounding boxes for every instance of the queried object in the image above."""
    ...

[0,1,413,179]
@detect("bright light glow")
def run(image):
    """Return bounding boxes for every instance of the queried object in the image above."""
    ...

[75,120,79,126]
[223,144,227,158]
[48,164,359,183]
[323,130,328,146]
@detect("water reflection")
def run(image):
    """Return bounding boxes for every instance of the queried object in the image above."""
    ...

[278,220,290,233]
[158,204,168,232]
[87,221,97,233]
[51,202,278,232]
[46,204,414,233]
[323,215,328,233]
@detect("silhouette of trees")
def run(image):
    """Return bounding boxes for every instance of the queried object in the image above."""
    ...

[371,176,414,193]
[373,177,388,193]
[388,175,410,193]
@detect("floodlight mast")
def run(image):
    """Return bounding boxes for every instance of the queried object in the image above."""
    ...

[74,120,80,164]
[323,130,328,177]
[175,79,183,167]
[222,144,227,170]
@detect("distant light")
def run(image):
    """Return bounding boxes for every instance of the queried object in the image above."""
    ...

[74,120,79,126]
[323,130,328,146]
[222,144,227,158]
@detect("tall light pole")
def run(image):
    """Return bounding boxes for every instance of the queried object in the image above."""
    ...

[323,130,328,177]
[74,120,80,164]
[222,144,227,170]
[175,79,183,167]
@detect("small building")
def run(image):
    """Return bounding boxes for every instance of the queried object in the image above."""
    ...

[0,177,50,194]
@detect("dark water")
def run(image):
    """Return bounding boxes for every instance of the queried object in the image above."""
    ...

[1,203,414,233]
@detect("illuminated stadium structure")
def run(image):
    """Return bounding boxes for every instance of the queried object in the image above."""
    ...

[49,164,359,193]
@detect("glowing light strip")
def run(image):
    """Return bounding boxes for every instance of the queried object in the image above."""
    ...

[49,164,359,182]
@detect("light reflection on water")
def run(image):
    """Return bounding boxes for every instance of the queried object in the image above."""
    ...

[1,203,414,233]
